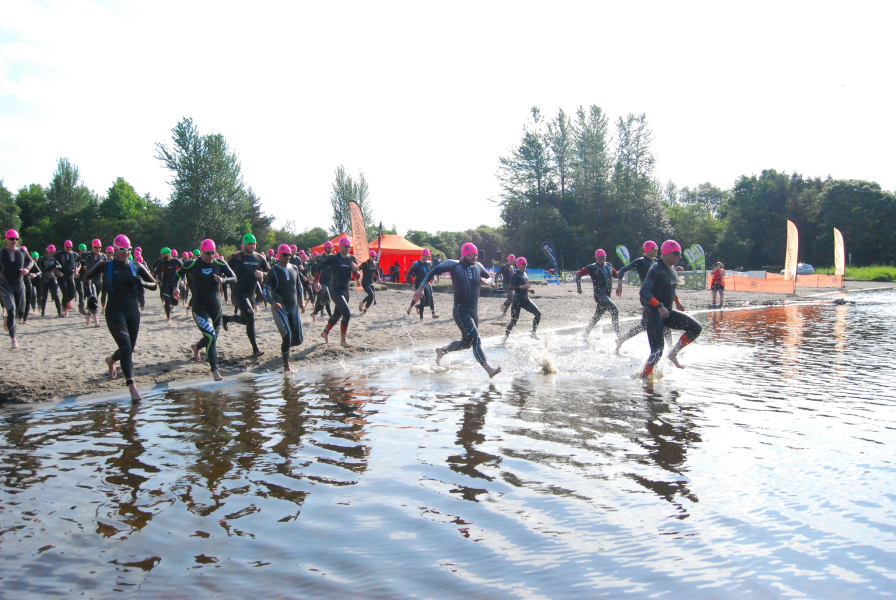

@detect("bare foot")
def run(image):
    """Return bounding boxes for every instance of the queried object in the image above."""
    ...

[406,305,413,316]
[191,343,201,362]
[340,337,351,348]
[212,369,223,381]
[668,355,685,369]
[485,365,502,378]
[311,313,317,322]
[320,330,329,344]
[85,314,91,327]
[435,347,445,366]
[11,338,18,350]
[94,316,100,328]
[432,313,438,319]
[128,383,142,402]
[531,333,540,340]
[106,355,118,379]
[284,361,295,373]
[252,349,265,358]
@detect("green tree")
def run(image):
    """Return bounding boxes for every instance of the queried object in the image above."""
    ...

[156,117,270,249]
[101,177,144,220]
[15,184,50,251]
[679,182,728,217]
[46,158,97,242]
[817,179,896,266]
[0,180,21,234]
[328,166,375,237]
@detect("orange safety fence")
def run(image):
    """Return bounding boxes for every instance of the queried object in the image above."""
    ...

[706,274,795,293]
[765,272,785,280]
[795,274,843,288]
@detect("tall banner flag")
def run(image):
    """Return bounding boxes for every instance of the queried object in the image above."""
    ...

[615,245,631,265]
[375,222,383,265]
[783,220,799,280]
[690,244,706,270]
[683,248,698,270]
[348,201,369,290]
[834,228,845,276]
[540,240,558,267]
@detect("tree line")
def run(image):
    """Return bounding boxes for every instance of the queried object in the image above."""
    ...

[495,105,896,269]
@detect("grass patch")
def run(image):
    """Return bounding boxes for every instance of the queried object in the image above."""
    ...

[816,265,896,282]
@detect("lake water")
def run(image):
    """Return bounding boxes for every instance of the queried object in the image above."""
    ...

[2,289,895,598]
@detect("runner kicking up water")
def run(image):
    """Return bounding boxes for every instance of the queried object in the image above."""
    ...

[263,244,305,372]
[175,239,236,382]
[614,240,671,353]
[83,234,157,401]
[503,256,541,341]
[313,236,359,348]
[639,240,702,377]
[576,249,620,340]
[414,242,501,378]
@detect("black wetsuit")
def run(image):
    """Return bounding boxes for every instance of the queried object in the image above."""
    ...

[418,259,491,366]
[37,255,63,316]
[23,260,39,320]
[407,259,434,317]
[311,253,334,317]
[360,259,378,310]
[314,252,358,333]
[224,251,270,354]
[179,258,236,371]
[639,260,702,368]
[84,258,157,386]
[153,257,183,320]
[499,263,516,311]
[0,247,34,338]
[264,262,304,362]
[505,270,541,337]
[53,249,81,312]
[82,251,107,310]
[616,256,670,348]
[576,261,620,337]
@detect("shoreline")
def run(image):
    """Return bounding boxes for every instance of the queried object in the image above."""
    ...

[2,280,890,404]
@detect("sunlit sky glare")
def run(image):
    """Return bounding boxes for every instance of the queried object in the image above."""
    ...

[2,1,894,236]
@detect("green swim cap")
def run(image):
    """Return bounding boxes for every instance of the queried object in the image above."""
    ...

[31,251,39,259]
[78,243,87,250]
[160,247,171,255]
[242,233,257,244]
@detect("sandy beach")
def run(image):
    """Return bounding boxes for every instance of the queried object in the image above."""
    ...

[0,278,882,403]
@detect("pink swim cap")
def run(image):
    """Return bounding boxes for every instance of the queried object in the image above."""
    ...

[135,247,141,252]
[171,249,178,257]
[422,248,431,257]
[92,238,101,247]
[64,240,73,247]
[507,254,515,262]
[661,240,682,255]
[47,244,56,252]
[516,257,527,268]
[199,239,216,253]
[323,240,333,249]
[595,249,606,258]
[113,234,131,249]
[339,236,351,247]
[290,244,297,252]
[5,229,18,239]
[267,248,274,255]
[312,251,319,257]
[106,246,114,253]
[369,250,377,257]
[461,242,478,257]
[278,243,291,255]
[643,240,658,253]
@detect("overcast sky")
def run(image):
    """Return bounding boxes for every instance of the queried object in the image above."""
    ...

[2,1,894,236]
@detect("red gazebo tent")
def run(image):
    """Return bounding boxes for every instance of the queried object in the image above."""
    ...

[311,232,351,255]
[369,235,427,283]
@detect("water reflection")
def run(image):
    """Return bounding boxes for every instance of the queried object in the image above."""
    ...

[1,291,896,597]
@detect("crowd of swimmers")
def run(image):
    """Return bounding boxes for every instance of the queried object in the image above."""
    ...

[1,228,702,400]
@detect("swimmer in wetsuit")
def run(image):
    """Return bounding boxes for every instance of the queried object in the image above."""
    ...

[0,230,36,348]
[406,249,438,320]
[311,243,334,321]
[576,249,620,340]
[264,244,305,372]
[153,247,183,323]
[503,256,541,341]
[499,254,517,316]
[614,240,671,353]
[83,234,157,401]
[639,240,702,377]
[23,250,39,323]
[414,242,501,378]
[37,245,63,318]
[54,240,81,316]
[313,236,359,347]
[175,238,237,382]
[82,239,107,326]
[223,233,270,357]
[359,250,379,315]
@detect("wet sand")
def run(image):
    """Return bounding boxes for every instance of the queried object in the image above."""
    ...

[0,279,883,403]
